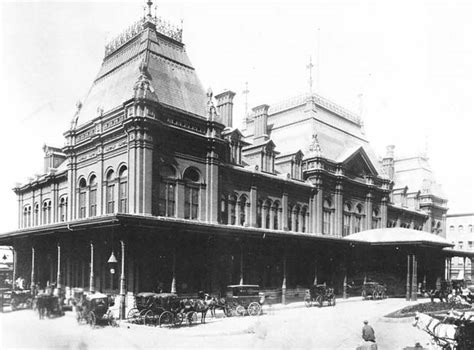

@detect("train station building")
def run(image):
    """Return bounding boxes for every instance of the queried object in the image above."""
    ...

[1,2,471,315]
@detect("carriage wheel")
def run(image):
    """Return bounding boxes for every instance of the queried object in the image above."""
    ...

[304,297,312,308]
[26,298,33,309]
[154,307,165,317]
[224,306,233,317]
[186,311,197,325]
[361,290,367,300]
[127,308,140,323]
[174,312,184,326]
[88,311,97,327]
[330,296,336,306]
[380,290,386,299]
[236,305,246,316]
[248,302,261,316]
[144,310,156,326]
[316,295,323,307]
[11,299,18,311]
[159,311,173,327]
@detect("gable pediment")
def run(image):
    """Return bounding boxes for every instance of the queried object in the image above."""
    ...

[341,147,378,177]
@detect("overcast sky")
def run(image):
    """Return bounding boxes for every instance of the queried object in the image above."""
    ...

[0,0,472,234]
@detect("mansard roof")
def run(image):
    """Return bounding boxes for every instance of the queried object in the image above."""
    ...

[244,94,382,174]
[75,17,207,127]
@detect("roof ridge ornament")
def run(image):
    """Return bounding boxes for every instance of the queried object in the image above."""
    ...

[206,88,218,121]
[308,132,323,157]
[134,59,155,99]
[70,100,82,130]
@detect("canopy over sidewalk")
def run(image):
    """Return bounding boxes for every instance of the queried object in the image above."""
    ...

[344,228,453,248]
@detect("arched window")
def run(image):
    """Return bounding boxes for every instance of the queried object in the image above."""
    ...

[354,204,363,233]
[229,195,237,225]
[287,206,292,231]
[158,165,176,217]
[294,205,300,232]
[34,203,39,226]
[78,178,87,218]
[264,200,272,229]
[220,195,228,224]
[89,175,97,217]
[372,208,380,229]
[458,225,464,233]
[23,206,30,228]
[59,197,67,222]
[118,166,128,213]
[469,225,473,233]
[239,195,247,226]
[449,225,455,232]
[183,168,200,220]
[343,203,351,236]
[323,199,333,235]
[43,200,51,224]
[105,171,115,214]
[301,206,308,233]
[272,201,280,230]
[256,200,263,228]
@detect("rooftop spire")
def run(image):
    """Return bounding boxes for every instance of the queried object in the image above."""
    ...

[306,56,314,95]
[242,81,250,117]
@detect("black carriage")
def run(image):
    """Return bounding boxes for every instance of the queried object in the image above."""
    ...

[361,282,387,300]
[158,295,199,327]
[127,292,165,325]
[224,284,265,316]
[10,290,33,310]
[76,292,117,327]
[304,284,336,307]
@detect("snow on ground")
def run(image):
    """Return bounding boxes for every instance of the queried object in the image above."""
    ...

[0,298,433,349]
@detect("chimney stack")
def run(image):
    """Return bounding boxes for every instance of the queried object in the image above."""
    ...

[252,104,270,143]
[215,90,236,128]
[382,145,395,180]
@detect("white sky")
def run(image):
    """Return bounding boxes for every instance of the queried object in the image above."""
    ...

[0,0,472,234]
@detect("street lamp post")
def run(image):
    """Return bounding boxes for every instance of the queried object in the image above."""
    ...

[119,240,126,320]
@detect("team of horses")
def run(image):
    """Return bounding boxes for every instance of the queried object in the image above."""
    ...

[413,310,474,349]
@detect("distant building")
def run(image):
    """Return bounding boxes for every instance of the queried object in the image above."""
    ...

[446,213,474,281]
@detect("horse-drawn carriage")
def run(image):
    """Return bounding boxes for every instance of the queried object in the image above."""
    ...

[127,292,203,327]
[35,293,64,319]
[428,280,452,303]
[224,284,265,316]
[76,292,117,327]
[127,292,168,325]
[10,290,33,310]
[304,284,336,307]
[361,282,386,300]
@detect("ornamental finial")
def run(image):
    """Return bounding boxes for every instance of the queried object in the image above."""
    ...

[146,0,153,18]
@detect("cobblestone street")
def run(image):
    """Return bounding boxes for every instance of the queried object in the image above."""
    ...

[0,298,433,349]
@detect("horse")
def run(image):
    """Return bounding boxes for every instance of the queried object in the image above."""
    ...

[412,312,457,349]
[180,298,209,324]
[197,291,227,318]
